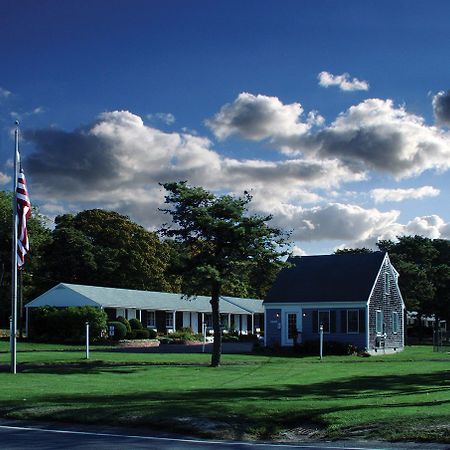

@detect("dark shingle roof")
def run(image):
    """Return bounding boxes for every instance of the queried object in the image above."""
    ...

[264,252,386,303]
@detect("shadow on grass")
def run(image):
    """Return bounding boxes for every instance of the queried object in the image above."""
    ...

[0,367,449,440]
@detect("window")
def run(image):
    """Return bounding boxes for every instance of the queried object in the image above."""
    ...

[384,272,390,295]
[392,311,399,334]
[318,310,330,333]
[166,312,174,328]
[147,311,155,328]
[376,310,383,335]
[347,310,359,333]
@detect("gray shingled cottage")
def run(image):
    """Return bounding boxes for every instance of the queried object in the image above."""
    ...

[263,252,405,353]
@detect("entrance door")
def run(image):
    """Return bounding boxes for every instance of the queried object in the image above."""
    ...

[284,312,301,346]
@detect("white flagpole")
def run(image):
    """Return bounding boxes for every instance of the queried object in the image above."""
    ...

[10,120,19,374]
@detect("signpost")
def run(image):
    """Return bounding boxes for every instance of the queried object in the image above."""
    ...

[85,322,90,359]
[319,324,324,360]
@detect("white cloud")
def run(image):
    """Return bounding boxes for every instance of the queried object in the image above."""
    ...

[403,215,447,239]
[147,112,175,125]
[10,106,45,120]
[370,186,440,203]
[205,92,313,141]
[208,94,450,180]
[0,172,11,185]
[318,71,369,91]
[22,108,450,252]
[291,98,450,179]
[432,90,450,126]
[291,245,307,256]
[25,110,362,227]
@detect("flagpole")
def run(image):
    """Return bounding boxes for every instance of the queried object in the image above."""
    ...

[10,120,19,374]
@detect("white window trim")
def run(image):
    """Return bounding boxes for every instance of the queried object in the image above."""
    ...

[392,311,399,334]
[166,312,174,328]
[347,309,359,334]
[376,309,383,335]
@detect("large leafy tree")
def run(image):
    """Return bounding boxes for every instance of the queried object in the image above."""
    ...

[159,181,290,367]
[41,209,175,292]
[0,191,51,327]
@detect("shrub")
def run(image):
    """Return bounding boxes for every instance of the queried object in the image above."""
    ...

[298,339,360,356]
[30,306,108,343]
[170,328,203,342]
[147,328,157,339]
[134,329,150,339]
[129,318,143,330]
[107,321,127,340]
[116,316,131,334]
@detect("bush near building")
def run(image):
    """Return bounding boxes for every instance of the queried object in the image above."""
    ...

[30,306,107,343]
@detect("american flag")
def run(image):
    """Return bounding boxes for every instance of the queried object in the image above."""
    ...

[16,162,31,267]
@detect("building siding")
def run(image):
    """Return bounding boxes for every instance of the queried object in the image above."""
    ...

[368,259,404,351]
[302,308,367,349]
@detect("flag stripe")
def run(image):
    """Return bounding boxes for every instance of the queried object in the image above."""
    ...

[16,166,31,267]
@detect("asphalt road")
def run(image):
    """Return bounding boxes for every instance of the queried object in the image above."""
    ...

[0,420,448,450]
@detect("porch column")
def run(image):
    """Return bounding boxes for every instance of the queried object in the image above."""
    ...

[173,310,176,331]
[228,313,231,330]
[251,313,254,335]
[138,309,142,321]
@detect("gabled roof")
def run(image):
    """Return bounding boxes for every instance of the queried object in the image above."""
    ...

[264,252,387,304]
[26,283,263,314]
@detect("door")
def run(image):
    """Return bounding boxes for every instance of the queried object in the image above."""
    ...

[284,312,301,346]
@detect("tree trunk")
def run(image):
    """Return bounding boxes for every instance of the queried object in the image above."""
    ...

[210,285,222,367]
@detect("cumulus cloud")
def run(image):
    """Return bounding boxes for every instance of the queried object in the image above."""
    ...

[205,92,315,141]
[432,90,450,126]
[291,98,450,178]
[147,112,175,125]
[22,107,450,250]
[270,201,450,249]
[318,71,369,91]
[208,94,450,179]
[24,110,357,229]
[270,202,400,243]
[0,172,11,185]
[370,186,440,203]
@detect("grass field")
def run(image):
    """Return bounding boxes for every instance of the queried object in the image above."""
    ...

[0,341,449,443]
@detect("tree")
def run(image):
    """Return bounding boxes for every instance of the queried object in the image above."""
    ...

[0,191,51,327]
[159,181,290,367]
[41,209,175,292]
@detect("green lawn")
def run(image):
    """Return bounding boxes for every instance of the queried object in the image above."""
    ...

[0,343,449,443]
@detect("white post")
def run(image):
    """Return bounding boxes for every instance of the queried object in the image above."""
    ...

[10,122,19,374]
[25,307,29,337]
[319,324,324,360]
[202,322,207,353]
[85,322,90,359]
[251,313,254,335]
[9,317,13,353]
[172,310,176,332]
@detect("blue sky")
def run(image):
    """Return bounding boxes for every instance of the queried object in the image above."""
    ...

[1,0,450,254]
